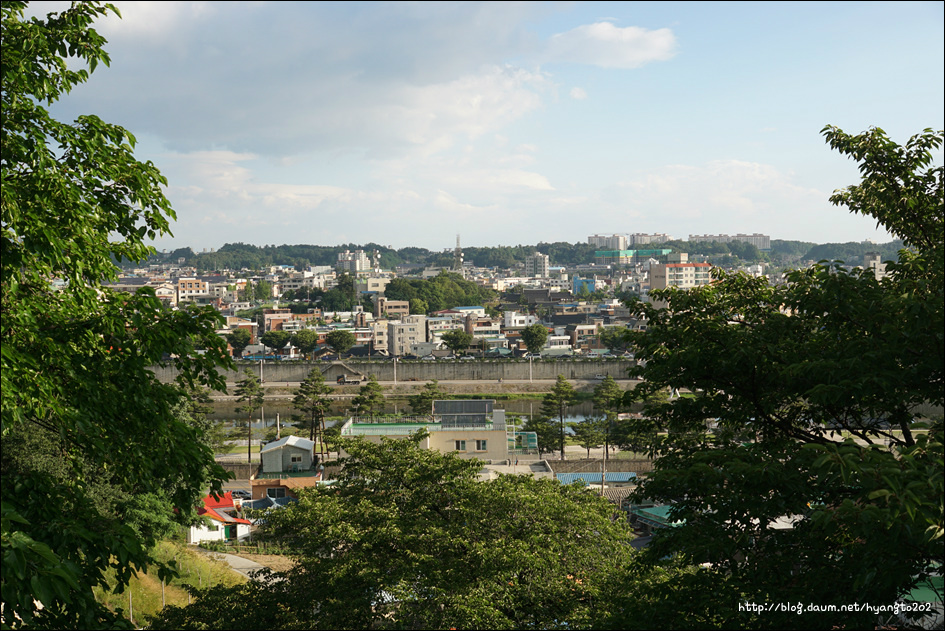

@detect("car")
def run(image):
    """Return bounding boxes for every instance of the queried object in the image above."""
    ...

[231,490,252,500]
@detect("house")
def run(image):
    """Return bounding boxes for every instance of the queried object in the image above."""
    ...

[187,491,252,544]
[260,435,317,474]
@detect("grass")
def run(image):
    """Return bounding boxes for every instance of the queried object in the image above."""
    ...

[94,539,245,626]
[224,443,260,455]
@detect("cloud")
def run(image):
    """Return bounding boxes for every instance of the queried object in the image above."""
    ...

[570,87,588,100]
[544,22,677,68]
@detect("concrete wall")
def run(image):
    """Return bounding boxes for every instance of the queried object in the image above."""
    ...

[217,462,259,480]
[151,359,634,384]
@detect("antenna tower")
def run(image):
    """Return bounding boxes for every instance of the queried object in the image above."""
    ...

[453,234,464,276]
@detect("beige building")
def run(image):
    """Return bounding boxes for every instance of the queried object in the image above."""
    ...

[649,253,712,291]
[339,400,537,461]
[389,317,427,356]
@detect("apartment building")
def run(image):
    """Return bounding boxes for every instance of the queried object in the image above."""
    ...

[649,253,712,295]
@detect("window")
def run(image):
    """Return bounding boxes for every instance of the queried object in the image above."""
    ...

[267,487,286,499]
[454,440,466,451]
[476,440,488,451]
[290,455,303,463]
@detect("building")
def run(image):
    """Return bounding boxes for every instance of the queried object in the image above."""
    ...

[260,435,317,474]
[649,253,712,291]
[627,233,672,246]
[688,233,771,250]
[187,492,252,544]
[336,249,372,275]
[863,252,888,281]
[595,249,672,266]
[588,234,628,250]
[374,296,410,319]
[524,253,550,278]
[389,318,427,356]
[339,400,538,460]
[176,277,209,302]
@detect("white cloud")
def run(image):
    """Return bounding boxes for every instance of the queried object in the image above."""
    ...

[544,22,677,68]
[570,87,588,100]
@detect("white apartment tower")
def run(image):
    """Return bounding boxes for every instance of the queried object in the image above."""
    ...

[524,253,550,278]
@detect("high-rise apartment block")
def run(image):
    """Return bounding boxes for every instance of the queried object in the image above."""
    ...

[587,234,628,250]
[525,253,550,278]
[336,249,372,274]
[628,233,672,246]
[688,233,771,250]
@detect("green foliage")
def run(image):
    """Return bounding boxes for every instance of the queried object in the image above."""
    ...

[234,371,264,463]
[383,271,496,312]
[153,432,636,629]
[259,329,290,352]
[539,375,577,460]
[621,126,944,627]
[599,326,631,354]
[175,383,229,455]
[325,328,356,355]
[520,323,549,354]
[1,3,232,628]
[593,375,624,458]
[289,328,318,358]
[569,417,605,458]
[407,380,443,415]
[522,414,558,456]
[292,368,332,443]
[440,328,474,354]
[225,327,252,357]
[350,374,385,417]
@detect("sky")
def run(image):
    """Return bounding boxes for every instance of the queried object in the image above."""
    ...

[33,1,945,252]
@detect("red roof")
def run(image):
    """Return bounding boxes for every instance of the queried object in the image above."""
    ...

[203,491,234,510]
[197,506,251,525]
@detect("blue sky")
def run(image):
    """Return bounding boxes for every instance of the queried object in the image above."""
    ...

[36,1,944,251]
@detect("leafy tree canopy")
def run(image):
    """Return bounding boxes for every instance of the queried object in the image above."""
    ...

[1,3,231,628]
[617,126,944,628]
[259,329,290,352]
[440,328,474,354]
[151,432,635,630]
[325,328,356,355]
[520,323,549,354]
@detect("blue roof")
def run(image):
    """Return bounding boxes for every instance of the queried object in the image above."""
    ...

[556,472,637,485]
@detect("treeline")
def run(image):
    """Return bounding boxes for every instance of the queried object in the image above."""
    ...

[383,273,497,313]
[146,239,907,273]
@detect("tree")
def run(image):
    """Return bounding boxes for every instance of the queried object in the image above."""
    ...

[440,328,474,355]
[254,279,273,302]
[234,371,265,463]
[569,417,605,458]
[522,414,558,456]
[151,431,635,629]
[176,383,228,455]
[226,327,252,357]
[539,375,577,460]
[593,375,624,459]
[290,329,318,359]
[599,326,632,355]
[259,330,291,353]
[350,374,385,417]
[1,3,231,628]
[408,379,443,416]
[614,126,944,629]
[325,329,356,356]
[520,323,549,354]
[292,369,332,458]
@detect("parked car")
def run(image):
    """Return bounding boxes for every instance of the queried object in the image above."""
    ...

[231,490,252,500]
